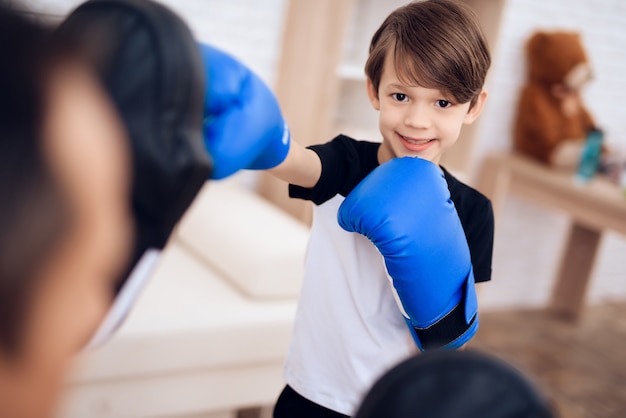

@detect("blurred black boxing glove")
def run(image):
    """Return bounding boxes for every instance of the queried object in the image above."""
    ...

[53,0,211,348]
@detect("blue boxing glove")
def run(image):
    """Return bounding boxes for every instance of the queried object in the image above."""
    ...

[199,43,290,179]
[337,157,478,350]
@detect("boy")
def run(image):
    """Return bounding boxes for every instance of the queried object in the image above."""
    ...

[268,0,494,416]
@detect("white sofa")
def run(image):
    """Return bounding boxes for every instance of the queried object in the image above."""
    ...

[57,177,309,418]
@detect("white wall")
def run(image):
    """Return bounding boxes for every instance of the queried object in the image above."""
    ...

[22,0,287,85]
[159,0,287,86]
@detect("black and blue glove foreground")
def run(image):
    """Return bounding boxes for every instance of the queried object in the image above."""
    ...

[53,0,290,347]
[338,157,478,350]
[355,350,554,418]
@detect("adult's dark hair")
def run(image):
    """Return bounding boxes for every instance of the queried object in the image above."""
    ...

[0,2,71,355]
[365,0,491,108]
[355,350,555,418]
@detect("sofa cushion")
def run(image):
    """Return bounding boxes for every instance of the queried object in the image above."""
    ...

[70,242,298,383]
[175,178,309,299]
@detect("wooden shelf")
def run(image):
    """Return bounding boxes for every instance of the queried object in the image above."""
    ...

[477,152,626,320]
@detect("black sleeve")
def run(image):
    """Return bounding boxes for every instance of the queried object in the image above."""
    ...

[444,169,494,284]
[465,198,494,283]
[288,135,380,205]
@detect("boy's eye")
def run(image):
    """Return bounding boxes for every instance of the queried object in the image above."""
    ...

[436,99,451,108]
[392,93,408,102]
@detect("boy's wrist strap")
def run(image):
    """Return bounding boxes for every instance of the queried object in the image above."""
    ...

[413,299,476,351]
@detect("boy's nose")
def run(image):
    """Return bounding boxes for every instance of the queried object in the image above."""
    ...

[404,105,432,129]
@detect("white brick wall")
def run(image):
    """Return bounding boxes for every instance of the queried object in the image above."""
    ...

[22,0,287,85]
[159,0,286,85]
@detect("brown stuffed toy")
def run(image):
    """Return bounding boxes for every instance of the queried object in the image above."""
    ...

[514,31,597,169]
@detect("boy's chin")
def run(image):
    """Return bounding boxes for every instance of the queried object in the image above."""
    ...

[395,148,440,164]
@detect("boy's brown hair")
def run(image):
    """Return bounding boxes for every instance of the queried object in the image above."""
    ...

[365,0,491,108]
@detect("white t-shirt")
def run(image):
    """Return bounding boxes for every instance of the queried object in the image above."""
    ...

[283,195,417,416]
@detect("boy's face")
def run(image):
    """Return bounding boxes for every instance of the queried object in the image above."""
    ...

[368,52,486,165]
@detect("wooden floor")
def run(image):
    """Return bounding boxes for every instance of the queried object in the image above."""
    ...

[471,302,626,418]
[240,302,626,418]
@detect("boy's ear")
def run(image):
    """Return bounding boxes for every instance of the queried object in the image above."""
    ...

[366,78,380,111]
[463,90,488,125]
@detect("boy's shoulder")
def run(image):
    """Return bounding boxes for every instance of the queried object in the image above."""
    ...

[326,134,380,153]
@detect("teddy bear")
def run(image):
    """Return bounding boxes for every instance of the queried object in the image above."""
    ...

[513,31,597,170]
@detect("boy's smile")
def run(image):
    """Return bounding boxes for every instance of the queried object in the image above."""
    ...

[368,52,486,165]
[397,134,436,152]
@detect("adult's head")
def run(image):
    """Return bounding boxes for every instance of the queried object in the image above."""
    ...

[0,3,132,416]
[355,350,555,418]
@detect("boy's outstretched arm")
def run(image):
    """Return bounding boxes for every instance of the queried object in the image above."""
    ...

[338,157,479,351]
[267,139,321,188]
